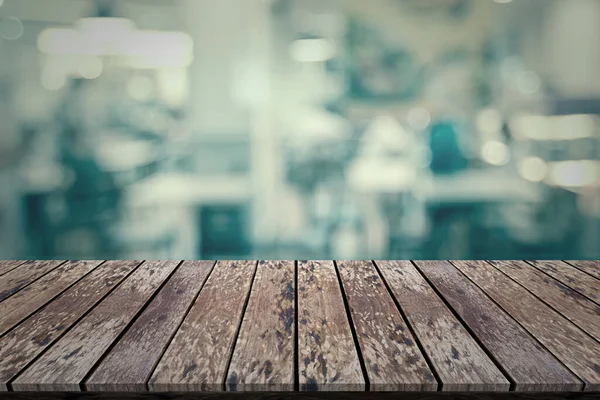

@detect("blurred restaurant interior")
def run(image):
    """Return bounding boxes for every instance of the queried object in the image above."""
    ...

[1,0,600,260]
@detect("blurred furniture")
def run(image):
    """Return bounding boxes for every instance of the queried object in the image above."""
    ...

[428,121,469,175]
[123,173,253,259]
[198,205,251,259]
[419,168,544,259]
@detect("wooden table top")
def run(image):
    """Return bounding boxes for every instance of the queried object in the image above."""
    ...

[0,260,599,398]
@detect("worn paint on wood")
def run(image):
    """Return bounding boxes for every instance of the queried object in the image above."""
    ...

[0,261,103,336]
[0,261,26,277]
[85,261,215,392]
[4,259,600,394]
[0,261,65,302]
[336,260,437,392]
[452,260,600,391]
[226,261,295,392]
[488,261,600,343]
[2,393,600,400]
[149,261,258,392]
[565,261,600,281]
[528,261,600,305]
[377,261,510,392]
[0,260,141,392]
[297,260,365,392]
[415,261,582,392]
[12,261,179,392]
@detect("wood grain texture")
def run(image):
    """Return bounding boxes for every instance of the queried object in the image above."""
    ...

[488,261,600,342]
[0,260,142,391]
[2,392,600,400]
[85,261,215,392]
[12,261,180,392]
[376,261,510,392]
[452,260,600,391]
[414,261,582,392]
[226,261,295,392]
[297,260,365,392]
[0,261,66,302]
[528,261,600,305]
[566,261,600,281]
[0,261,103,336]
[149,261,258,392]
[336,260,437,392]
[0,261,26,277]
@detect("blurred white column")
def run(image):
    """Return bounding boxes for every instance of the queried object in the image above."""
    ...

[179,0,281,247]
[244,0,283,247]
[179,0,252,135]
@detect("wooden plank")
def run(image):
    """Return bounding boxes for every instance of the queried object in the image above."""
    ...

[0,260,141,392]
[0,261,65,302]
[0,260,104,336]
[528,261,600,305]
[226,261,295,392]
[85,261,215,392]
[377,261,510,392]
[3,392,600,400]
[488,261,600,343]
[336,260,437,392]
[565,261,600,281]
[12,260,180,392]
[0,261,26,277]
[297,260,365,392]
[414,261,582,392]
[452,260,600,391]
[149,261,258,392]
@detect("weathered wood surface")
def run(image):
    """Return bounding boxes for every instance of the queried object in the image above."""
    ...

[2,259,600,394]
[2,391,600,400]
[12,261,180,392]
[376,261,510,392]
[488,261,600,342]
[414,261,582,392]
[566,261,600,281]
[86,261,215,392]
[452,260,600,391]
[336,260,437,392]
[0,261,26,277]
[0,261,65,302]
[528,261,600,305]
[3,391,600,400]
[0,261,103,336]
[0,260,142,391]
[226,261,295,392]
[149,261,258,392]
[297,261,364,392]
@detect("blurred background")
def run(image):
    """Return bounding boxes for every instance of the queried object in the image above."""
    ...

[0,0,599,260]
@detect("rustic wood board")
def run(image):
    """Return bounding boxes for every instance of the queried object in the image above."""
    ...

[226,261,295,392]
[414,261,582,392]
[488,261,600,343]
[0,261,66,302]
[12,261,180,392]
[376,261,510,392]
[336,260,437,392]
[2,392,600,400]
[85,261,215,392]
[0,261,26,277]
[0,260,103,336]
[149,261,258,392]
[0,260,141,391]
[297,260,365,392]
[528,261,600,305]
[565,261,600,281]
[452,261,600,391]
